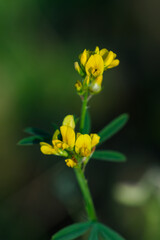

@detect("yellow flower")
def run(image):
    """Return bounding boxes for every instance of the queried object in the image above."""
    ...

[60,125,75,149]
[62,115,75,129]
[65,159,77,168]
[40,142,58,155]
[75,134,92,157]
[80,49,90,66]
[100,48,119,69]
[75,80,82,92]
[90,134,100,147]
[74,62,84,76]
[85,54,104,78]
[40,128,69,156]
[40,141,68,157]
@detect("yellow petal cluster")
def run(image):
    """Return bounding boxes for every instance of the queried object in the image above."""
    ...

[75,133,100,157]
[40,115,100,168]
[99,48,119,69]
[74,46,119,94]
[65,159,77,168]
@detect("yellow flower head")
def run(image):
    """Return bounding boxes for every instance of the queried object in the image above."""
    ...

[85,54,104,78]
[62,115,75,129]
[100,48,119,70]
[75,134,92,157]
[60,125,75,149]
[65,159,77,168]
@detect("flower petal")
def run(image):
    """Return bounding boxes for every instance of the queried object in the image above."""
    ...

[90,134,100,148]
[107,59,120,69]
[62,115,75,129]
[75,134,92,155]
[60,126,75,148]
[85,54,104,77]
[40,142,57,155]
[104,51,114,67]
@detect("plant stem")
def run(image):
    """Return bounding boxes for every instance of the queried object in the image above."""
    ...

[74,90,97,221]
[74,167,97,221]
[80,90,88,133]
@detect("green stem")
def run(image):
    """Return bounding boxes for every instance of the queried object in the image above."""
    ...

[74,167,97,221]
[73,90,97,221]
[80,91,88,133]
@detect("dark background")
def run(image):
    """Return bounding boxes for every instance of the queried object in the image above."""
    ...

[0,0,160,239]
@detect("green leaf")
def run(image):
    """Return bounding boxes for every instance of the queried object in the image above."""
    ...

[51,222,93,240]
[24,127,51,138]
[83,109,91,134]
[89,224,99,240]
[98,223,125,240]
[98,114,129,145]
[18,136,43,145]
[92,150,126,162]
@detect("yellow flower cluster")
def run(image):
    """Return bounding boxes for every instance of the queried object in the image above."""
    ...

[40,115,100,168]
[74,46,119,94]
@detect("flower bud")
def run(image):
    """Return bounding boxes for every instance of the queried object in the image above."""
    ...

[74,62,85,77]
[75,80,82,92]
[89,75,103,94]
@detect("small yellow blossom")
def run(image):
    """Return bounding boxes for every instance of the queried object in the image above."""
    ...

[90,134,100,147]
[100,48,119,70]
[74,62,84,76]
[85,54,104,78]
[60,125,75,149]
[75,134,92,157]
[40,142,58,155]
[80,49,90,66]
[65,159,77,168]
[75,80,82,92]
[62,115,75,129]
[40,141,68,157]
[40,114,100,168]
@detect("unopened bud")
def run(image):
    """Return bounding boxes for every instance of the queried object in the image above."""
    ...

[74,62,85,77]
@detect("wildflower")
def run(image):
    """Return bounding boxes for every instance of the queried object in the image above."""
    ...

[79,49,90,67]
[65,159,77,168]
[74,62,84,77]
[99,48,119,70]
[40,115,100,168]
[60,126,75,149]
[40,141,68,157]
[85,54,104,78]
[75,133,100,157]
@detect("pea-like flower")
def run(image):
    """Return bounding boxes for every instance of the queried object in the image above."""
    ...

[40,115,100,168]
[75,133,100,157]
[74,46,119,94]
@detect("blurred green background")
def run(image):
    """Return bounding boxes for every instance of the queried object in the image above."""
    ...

[0,0,160,239]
